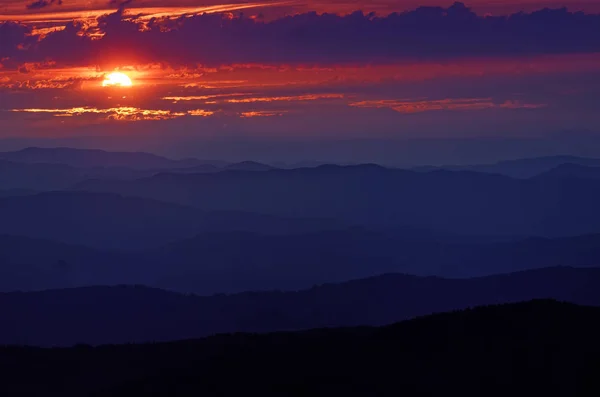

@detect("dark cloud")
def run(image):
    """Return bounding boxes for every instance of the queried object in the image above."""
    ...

[107,0,133,9]
[18,64,31,74]
[26,0,63,10]
[0,22,34,63]
[4,2,600,68]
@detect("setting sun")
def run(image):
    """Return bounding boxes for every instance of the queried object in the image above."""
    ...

[102,72,133,87]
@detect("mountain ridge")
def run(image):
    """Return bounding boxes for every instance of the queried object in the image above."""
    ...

[1,266,598,346]
[72,163,600,238]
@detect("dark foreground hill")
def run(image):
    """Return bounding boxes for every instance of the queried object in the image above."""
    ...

[1,300,599,396]
[1,266,599,346]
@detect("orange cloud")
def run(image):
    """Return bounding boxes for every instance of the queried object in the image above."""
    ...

[188,109,215,117]
[226,93,344,103]
[240,110,287,117]
[350,98,547,113]
[11,106,185,120]
[162,93,251,102]
[9,106,224,120]
[0,2,287,23]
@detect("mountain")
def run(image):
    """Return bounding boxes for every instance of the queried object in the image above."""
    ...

[0,158,246,191]
[0,191,346,250]
[0,147,223,170]
[160,163,221,174]
[0,159,85,190]
[0,155,274,190]
[147,232,600,293]
[224,161,275,171]
[156,161,274,174]
[535,163,600,180]
[0,191,206,250]
[0,234,137,291]
[3,220,600,293]
[1,300,599,396]
[1,267,598,346]
[74,164,600,237]
[413,155,600,178]
[0,188,37,198]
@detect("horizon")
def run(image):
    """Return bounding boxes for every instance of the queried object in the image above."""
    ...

[3,136,600,166]
[3,144,600,168]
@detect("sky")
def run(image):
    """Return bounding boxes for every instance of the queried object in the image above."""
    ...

[1,0,600,165]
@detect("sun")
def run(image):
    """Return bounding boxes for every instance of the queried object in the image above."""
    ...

[102,72,133,87]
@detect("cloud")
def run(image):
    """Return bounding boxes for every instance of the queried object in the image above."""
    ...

[108,0,133,7]
[10,106,186,121]
[349,97,547,113]
[26,0,63,10]
[0,22,32,61]
[8,105,289,120]
[0,75,98,90]
[3,2,600,68]
[240,110,286,117]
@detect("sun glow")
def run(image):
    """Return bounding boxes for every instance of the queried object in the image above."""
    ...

[102,72,133,87]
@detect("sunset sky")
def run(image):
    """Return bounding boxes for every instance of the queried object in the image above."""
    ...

[1,0,600,164]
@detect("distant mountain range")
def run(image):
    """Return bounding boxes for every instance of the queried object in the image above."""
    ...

[413,155,600,178]
[1,266,598,346]
[4,147,600,178]
[148,231,600,293]
[0,188,37,198]
[3,226,600,293]
[0,147,282,172]
[73,163,600,237]
[4,147,600,196]
[3,147,600,293]
[0,147,218,170]
[0,148,282,190]
[535,162,600,180]
[0,191,345,250]
[0,158,152,191]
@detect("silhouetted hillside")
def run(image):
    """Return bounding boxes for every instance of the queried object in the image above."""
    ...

[75,165,600,237]
[0,147,224,170]
[1,267,599,346]
[414,155,600,178]
[0,192,346,250]
[1,300,599,396]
